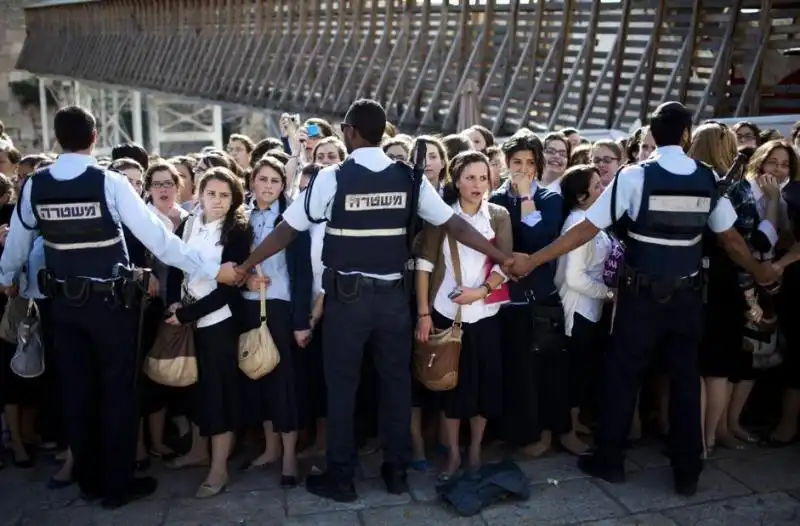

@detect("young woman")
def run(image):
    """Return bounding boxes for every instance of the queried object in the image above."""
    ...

[721,140,791,447]
[227,133,255,170]
[169,156,198,210]
[490,132,581,457]
[540,132,571,188]
[591,140,623,187]
[382,137,412,162]
[139,162,189,463]
[415,151,511,479]
[554,165,611,437]
[464,125,495,154]
[164,167,251,499]
[311,136,346,167]
[411,136,448,193]
[239,156,312,488]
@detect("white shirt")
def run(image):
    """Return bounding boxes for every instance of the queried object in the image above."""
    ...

[417,201,506,324]
[555,209,611,335]
[184,216,232,328]
[585,146,737,233]
[282,147,455,280]
[0,153,220,286]
[310,222,326,300]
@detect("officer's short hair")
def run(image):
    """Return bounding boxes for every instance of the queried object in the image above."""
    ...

[54,106,96,152]
[112,142,149,170]
[649,102,692,147]
[347,99,386,146]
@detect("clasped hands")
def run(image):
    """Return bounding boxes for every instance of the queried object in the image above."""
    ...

[501,252,536,279]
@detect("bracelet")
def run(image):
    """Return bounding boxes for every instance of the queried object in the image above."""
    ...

[418,312,431,319]
[482,283,493,296]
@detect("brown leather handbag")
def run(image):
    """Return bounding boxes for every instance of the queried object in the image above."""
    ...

[144,322,198,387]
[413,235,463,391]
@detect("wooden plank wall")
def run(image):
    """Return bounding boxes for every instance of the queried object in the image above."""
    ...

[14,0,800,134]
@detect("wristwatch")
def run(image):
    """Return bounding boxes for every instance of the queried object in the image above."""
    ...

[606,290,616,301]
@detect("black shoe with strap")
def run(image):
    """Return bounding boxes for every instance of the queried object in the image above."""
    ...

[306,472,357,503]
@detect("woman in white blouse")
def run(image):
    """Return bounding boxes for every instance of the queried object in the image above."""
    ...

[415,151,512,480]
[163,167,251,499]
[554,164,612,439]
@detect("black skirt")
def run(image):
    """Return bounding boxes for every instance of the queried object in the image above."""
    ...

[298,315,326,422]
[238,299,299,433]
[192,317,241,437]
[430,309,502,420]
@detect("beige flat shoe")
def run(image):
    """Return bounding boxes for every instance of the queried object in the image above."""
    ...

[195,482,227,499]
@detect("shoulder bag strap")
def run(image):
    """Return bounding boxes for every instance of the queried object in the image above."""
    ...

[256,266,267,326]
[181,216,197,300]
[446,235,463,326]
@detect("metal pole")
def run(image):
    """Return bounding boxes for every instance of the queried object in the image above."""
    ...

[38,77,51,151]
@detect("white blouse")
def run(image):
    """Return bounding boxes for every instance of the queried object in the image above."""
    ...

[310,222,326,300]
[183,215,232,328]
[417,201,506,324]
[555,209,611,336]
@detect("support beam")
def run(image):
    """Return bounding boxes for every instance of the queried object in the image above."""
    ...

[132,91,144,146]
[39,77,51,151]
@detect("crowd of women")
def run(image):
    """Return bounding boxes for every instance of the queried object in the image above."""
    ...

[0,112,799,499]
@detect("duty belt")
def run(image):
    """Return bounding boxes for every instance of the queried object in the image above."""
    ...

[620,267,702,303]
[38,271,142,309]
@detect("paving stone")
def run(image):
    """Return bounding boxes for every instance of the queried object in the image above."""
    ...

[163,489,285,525]
[595,466,751,513]
[580,512,679,525]
[626,445,671,470]
[20,499,167,526]
[283,510,361,525]
[480,479,625,525]
[516,453,638,486]
[663,492,800,526]
[361,503,484,525]
[713,446,800,493]
[408,471,440,503]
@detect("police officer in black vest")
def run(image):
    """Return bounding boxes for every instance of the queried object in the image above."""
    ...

[0,106,224,508]
[223,99,518,502]
[506,102,779,496]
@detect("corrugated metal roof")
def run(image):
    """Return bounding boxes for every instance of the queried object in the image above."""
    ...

[26,0,99,9]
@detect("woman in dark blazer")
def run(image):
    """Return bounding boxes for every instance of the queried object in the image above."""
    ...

[239,156,312,488]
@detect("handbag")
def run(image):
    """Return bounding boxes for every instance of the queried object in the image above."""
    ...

[144,215,199,387]
[413,235,463,391]
[11,301,45,379]
[238,267,280,380]
[0,295,28,344]
[144,322,198,387]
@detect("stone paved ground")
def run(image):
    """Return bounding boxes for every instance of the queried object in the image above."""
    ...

[1,441,800,525]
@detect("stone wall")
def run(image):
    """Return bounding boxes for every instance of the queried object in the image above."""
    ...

[0,0,39,153]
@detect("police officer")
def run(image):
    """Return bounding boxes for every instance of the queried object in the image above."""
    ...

[221,99,514,502]
[507,102,779,496]
[0,106,223,509]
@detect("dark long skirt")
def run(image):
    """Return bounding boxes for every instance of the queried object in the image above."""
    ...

[192,317,241,437]
[239,299,299,433]
[430,310,502,420]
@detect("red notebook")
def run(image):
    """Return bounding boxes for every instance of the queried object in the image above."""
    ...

[483,238,510,305]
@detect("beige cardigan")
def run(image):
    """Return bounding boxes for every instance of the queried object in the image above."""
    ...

[415,202,513,309]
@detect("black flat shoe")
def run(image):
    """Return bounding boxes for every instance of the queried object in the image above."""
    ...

[577,453,625,484]
[47,477,74,490]
[306,472,357,502]
[13,457,34,469]
[101,476,157,510]
[280,475,298,489]
[135,457,151,471]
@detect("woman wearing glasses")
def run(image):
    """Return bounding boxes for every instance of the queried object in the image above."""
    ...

[591,140,623,187]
